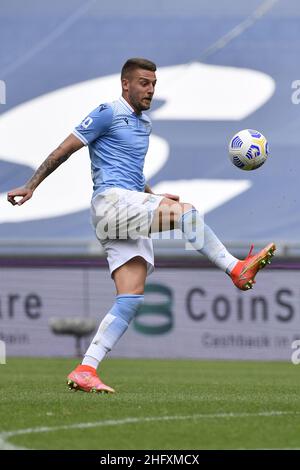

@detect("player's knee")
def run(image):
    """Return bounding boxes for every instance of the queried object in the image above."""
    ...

[172,203,195,228]
[167,202,193,224]
[181,202,194,213]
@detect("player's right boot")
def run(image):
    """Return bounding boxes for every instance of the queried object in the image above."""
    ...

[229,242,276,291]
[67,365,115,394]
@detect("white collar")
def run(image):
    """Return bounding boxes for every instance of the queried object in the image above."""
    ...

[119,96,135,113]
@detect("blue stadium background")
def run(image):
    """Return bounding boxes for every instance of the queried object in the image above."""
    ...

[0,0,299,249]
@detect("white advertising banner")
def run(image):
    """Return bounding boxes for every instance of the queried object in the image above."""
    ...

[0,266,299,361]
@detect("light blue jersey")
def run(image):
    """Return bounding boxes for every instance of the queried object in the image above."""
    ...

[73,96,152,197]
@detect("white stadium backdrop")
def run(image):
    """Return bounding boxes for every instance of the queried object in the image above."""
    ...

[0,62,274,223]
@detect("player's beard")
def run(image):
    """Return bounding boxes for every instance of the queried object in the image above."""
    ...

[141,97,152,110]
[130,94,152,113]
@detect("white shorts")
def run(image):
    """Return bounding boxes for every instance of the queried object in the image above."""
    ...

[91,188,164,276]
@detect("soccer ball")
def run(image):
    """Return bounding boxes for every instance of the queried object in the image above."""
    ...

[228,129,269,171]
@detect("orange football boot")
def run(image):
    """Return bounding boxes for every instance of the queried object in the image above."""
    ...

[230,242,276,291]
[67,365,115,394]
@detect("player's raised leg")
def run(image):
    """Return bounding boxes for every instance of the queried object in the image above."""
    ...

[67,257,147,393]
[151,197,276,291]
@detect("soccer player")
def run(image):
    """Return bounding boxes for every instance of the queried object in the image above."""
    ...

[7,58,276,394]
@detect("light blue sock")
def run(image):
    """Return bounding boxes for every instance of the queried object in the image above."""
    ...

[179,208,238,272]
[82,294,144,368]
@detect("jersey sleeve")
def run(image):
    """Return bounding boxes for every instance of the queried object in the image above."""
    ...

[72,103,113,145]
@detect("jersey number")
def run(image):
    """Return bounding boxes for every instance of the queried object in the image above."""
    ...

[81,116,93,129]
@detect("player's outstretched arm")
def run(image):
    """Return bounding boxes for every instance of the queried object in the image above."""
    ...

[7,134,84,206]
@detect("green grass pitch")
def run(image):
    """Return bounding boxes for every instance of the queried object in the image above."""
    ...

[0,358,299,450]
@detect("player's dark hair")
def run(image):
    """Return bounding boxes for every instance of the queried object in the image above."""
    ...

[121,58,156,79]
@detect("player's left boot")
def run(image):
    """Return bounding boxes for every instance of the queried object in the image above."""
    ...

[230,242,276,291]
[67,365,115,394]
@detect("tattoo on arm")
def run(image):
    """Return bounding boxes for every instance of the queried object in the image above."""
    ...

[25,145,72,191]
